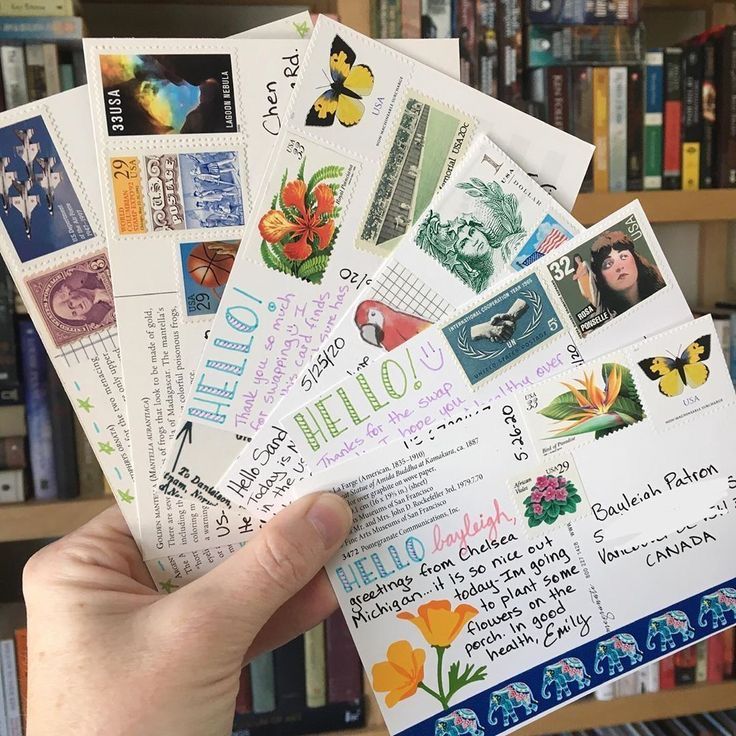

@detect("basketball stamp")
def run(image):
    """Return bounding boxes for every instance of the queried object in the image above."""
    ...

[517,354,646,457]
[0,115,95,263]
[442,272,564,387]
[99,53,238,136]
[545,213,667,338]
[110,150,244,235]
[509,453,589,536]
[255,134,357,284]
[179,239,240,316]
[357,91,475,255]
[25,252,115,347]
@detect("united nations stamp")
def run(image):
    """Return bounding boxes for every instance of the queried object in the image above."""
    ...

[99,53,237,136]
[110,150,244,234]
[0,115,94,262]
[510,454,589,536]
[179,239,240,316]
[25,252,115,347]
[442,272,564,387]
[545,213,666,338]
[255,135,357,284]
[513,214,575,271]
[358,91,475,255]
[518,356,646,457]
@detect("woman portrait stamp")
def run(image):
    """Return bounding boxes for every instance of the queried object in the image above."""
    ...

[25,252,115,347]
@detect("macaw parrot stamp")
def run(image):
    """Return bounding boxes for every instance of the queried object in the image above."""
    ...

[357,90,476,256]
[0,115,95,263]
[442,272,564,388]
[25,251,115,347]
[178,239,241,317]
[545,213,667,338]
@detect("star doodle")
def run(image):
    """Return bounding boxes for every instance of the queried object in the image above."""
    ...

[98,441,114,455]
[77,397,93,412]
[118,489,134,504]
[160,579,179,594]
[293,20,309,38]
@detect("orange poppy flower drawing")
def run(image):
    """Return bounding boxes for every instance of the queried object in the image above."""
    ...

[372,599,486,711]
[258,158,343,283]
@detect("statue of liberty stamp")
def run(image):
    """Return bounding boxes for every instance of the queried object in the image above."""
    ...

[25,252,115,347]
[442,272,564,387]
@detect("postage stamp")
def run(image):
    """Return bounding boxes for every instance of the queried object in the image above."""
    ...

[442,271,564,387]
[631,318,731,428]
[255,135,357,284]
[509,453,589,536]
[518,356,646,457]
[110,150,244,234]
[544,213,667,338]
[179,239,240,317]
[99,53,237,136]
[513,213,575,271]
[0,115,94,263]
[357,90,475,255]
[25,251,115,347]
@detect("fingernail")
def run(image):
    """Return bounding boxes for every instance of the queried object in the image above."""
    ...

[307,493,352,549]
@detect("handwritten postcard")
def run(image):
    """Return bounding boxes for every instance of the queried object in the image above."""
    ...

[292,315,736,736]
[155,16,594,523]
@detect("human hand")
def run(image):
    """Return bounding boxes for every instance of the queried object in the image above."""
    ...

[23,492,352,736]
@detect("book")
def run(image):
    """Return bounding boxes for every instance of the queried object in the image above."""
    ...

[548,66,571,131]
[46,357,78,499]
[18,318,57,500]
[722,626,735,678]
[11,630,25,735]
[249,651,276,714]
[638,662,659,693]
[23,42,47,100]
[0,16,82,40]
[716,26,736,187]
[70,44,83,84]
[659,653,676,689]
[73,416,103,497]
[0,640,21,736]
[593,66,609,192]
[499,0,524,105]
[527,25,644,67]
[571,66,594,192]
[0,259,19,406]
[644,50,664,189]
[0,44,27,108]
[0,1,74,15]
[0,468,23,502]
[609,66,628,192]
[0,437,24,470]
[681,43,703,190]
[673,644,698,685]
[0,406,24,439]
[325,611,362,703]
[707,632,725,683]
[455,0,476,88]
[42,42,59,94]
[525,0,639,24]
[234,666,252,715]
[662,46,684,189]
[699,31,717,188]
[420,0,451,38]
[401,0,421,38]
[476,0,498,98]
[304,623,327,708]
[627,66,644,190]
[58,59,71,89]
[274,635,306,712]
[694,639,708,682]
[0,650,8,736]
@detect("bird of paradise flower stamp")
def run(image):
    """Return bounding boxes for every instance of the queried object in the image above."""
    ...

[518,356,646,457]
[371,599,486,711]
[255,136,357,284]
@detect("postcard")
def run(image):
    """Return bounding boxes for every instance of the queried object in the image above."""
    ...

[291,315,736,736]
[155,16,594,524]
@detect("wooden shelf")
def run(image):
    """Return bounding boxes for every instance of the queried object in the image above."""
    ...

[572,189,736,226]
[0,497,113,543]
[329,681,736,736]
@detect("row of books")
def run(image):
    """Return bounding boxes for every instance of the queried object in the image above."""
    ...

[0,630,24,736]
[553,709,736,736]
[595,630,736,700]
[0,259,104,503]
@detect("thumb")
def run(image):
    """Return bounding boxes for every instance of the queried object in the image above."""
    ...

[172,492,352,651]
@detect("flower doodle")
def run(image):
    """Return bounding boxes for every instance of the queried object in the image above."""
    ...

[258,159,343,282]
[372,600,487,710]
[523,473,581,528]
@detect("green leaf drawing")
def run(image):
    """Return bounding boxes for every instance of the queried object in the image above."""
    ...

[307,165,344,193]
[260,241,290,275]
[538,391,586,420]
[528,516,543,527]
[297,253,330,282]
[276,170,288,210]
[602,363,640,402]
[297,157,306,183]
[447,661,487,695]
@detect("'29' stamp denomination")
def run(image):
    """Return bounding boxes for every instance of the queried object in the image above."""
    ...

[25,252,115,347]
[442,272,564,387]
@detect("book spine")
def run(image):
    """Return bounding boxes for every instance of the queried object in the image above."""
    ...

[386,0,401,37]
[663,47,683,189]
[0,258,19,406]
[593,66,610,192]
[716,27,736,187]
[627,66,644,190]
[499,0,523,105]
[547,66,570,132]
[0,640,21,736]
[249,651,275,714]
[0,647,8,736]
[527,25,644,67]
[23,41,46,101]
[12,630,25,735]
[46,357,77,499]
[659,654,676,689]
[706,633,724,683]
[681,44,703,190]
[0,1,74,16]
[455,0,477,88]
[571,66,594,192]
[476,0,498,98]
[0,45,27,108]
[0,437,25,470]
[325,611,362,703]
[18,319,57,500]
[695,640,708,683]
[420,0,452,38]
[700,36,717,188]
[673,644,698,685]
[525,0,639,24]
[0,16,82,40]
[722,627,735,678]
[730,314,736,385]
[400,0,421,38]
[593,680,616,700]
[274,635,306,712]
[41,42,59,95]
[644,50,664,189]
[58,59,71,89]
[609,66,628,192]
[0,469,24,502]
[304,623,327,708]
[234,666,252,715]
[70,45,84,85]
